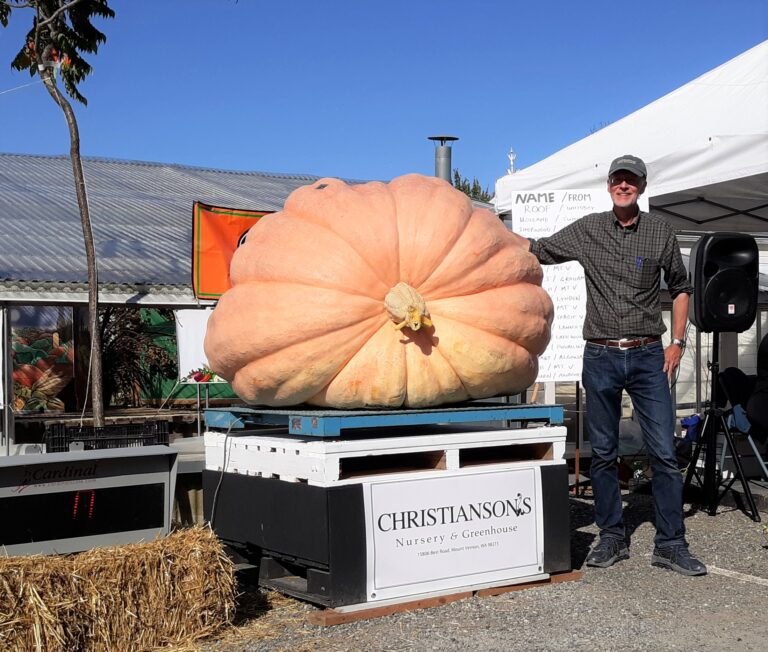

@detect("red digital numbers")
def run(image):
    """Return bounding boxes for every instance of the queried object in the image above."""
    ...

[72,490,96,521]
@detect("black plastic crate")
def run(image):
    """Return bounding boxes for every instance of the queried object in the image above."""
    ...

[44,421,169,453]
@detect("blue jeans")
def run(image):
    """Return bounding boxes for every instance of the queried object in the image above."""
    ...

[582,340,686,548]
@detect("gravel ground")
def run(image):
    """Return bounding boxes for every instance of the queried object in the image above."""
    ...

[194,489,768,652]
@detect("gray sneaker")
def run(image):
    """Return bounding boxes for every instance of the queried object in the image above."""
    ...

[586,538,629,568]
[651,545,707,576]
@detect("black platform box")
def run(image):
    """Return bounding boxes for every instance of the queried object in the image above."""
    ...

[204,463,571,608]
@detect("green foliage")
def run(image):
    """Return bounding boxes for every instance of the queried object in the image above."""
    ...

[452,169,493,203]
[2,0,114,104]
[100,307,177,407]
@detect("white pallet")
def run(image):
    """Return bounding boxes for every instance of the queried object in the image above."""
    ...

[205,425,567,487]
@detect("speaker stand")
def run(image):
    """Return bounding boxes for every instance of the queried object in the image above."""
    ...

[683,331,761,522]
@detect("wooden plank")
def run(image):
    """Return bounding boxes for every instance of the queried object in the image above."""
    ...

[307,591,473,626]
[205,426,567,485]
[206,426,567,455]
[308,571,583,627]
[475,570,582,597]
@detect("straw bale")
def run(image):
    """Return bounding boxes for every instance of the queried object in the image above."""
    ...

[0,526,235,651]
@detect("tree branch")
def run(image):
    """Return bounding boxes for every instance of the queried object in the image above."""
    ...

[0,2,37,9]
[35,0,87,30]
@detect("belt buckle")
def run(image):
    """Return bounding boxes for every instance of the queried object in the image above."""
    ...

[617,338,636,349]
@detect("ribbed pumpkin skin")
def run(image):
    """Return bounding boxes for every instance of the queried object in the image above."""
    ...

[204,174,553,408]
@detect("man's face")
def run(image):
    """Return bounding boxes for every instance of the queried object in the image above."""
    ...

[607,171,646,209]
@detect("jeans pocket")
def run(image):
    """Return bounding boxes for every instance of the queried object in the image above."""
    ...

[646,341,665,356]
[638,341,665,373]
[584,343,606,360]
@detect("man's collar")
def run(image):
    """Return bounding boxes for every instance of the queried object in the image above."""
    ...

[612,209,643,230]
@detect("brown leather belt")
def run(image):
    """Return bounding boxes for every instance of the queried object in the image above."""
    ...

[587,336,661,349]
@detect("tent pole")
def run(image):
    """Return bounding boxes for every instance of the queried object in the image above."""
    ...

[196,383,202,438]
[574,381,583,496]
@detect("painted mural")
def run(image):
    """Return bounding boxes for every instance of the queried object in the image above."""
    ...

[10,306,74,413]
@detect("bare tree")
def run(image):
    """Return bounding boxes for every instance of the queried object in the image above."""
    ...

[1,0,114,425]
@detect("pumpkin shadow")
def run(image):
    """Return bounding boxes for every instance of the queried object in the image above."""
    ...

[399,327,439,355]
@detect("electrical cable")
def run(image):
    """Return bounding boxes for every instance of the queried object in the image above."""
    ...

[0,79,44,96]
[156,380,182,412]
[78,332,95,427]
[669,322,694,389]
[208,421,235,528]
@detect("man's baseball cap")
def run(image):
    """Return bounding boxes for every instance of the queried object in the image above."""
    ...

[608,155,647,179]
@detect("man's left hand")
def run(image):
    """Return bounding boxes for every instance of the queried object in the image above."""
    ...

[663,344,683,381]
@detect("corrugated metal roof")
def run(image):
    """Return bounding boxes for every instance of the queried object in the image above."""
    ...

[0,154,493,305]
[0,153,331,294]
[0,279,208,307]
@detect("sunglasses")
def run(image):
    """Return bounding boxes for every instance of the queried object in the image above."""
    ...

[608,173,643,186]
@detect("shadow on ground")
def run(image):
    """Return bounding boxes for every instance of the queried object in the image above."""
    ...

[568,483,708,567]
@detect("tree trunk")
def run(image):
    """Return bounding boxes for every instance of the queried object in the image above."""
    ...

[42,70,104,426]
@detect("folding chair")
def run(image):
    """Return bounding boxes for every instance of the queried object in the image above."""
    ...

[717,367,768,482]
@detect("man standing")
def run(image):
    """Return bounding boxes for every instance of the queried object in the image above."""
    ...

[528,155,706,576]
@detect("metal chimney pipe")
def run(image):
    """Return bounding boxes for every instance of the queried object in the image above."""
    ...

[428,135,458,184]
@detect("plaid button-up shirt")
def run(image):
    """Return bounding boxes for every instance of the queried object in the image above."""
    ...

[529,210,692,340]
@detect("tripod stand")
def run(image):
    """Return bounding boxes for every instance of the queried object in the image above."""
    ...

[683,331,761,522]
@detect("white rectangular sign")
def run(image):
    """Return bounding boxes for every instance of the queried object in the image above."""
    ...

[363,468,543,601]
[174,308,226,383]
[509,188,612,382]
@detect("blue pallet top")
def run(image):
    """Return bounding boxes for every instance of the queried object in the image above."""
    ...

[204,402,564,437]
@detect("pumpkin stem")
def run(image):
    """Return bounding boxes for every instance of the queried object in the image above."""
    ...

[384,282,432,331]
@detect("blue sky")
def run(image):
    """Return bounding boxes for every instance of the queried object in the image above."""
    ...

[0,1,766,193]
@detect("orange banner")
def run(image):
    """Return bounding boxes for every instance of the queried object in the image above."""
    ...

[192,202,271,299]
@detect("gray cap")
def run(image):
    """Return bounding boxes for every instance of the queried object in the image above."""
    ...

[609,155,647,178]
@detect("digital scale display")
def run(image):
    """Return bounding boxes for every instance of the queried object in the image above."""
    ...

[0,445,177,556]
[0,484,165,546]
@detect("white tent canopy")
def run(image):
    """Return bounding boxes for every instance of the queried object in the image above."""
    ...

[494,40,768,233]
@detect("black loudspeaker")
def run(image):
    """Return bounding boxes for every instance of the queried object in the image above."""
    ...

[689,232,758,333]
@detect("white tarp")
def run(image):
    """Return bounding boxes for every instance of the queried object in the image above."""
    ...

[495,41,768,233]
[175,308,215,382]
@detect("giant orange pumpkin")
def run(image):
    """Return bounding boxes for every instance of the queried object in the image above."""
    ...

[204,174,553,408]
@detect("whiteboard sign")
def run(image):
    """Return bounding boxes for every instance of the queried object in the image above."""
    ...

[363,468,543,601]
[509,188,612,382]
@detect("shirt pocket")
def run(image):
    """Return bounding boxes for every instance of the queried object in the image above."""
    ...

[628,256,660,289]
